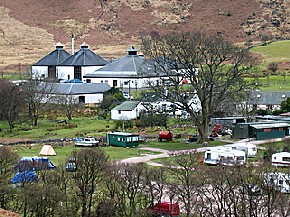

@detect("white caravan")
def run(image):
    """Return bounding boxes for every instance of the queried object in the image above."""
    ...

[264,172,290,193]
[271,152,290,167]
[224,143,257,158]
[204,149,246,166]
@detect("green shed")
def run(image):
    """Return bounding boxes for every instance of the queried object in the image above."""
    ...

[233,122,290,140]
[106,132,140,147]
[251,123,290,140]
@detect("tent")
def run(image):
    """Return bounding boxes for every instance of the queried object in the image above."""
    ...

[14,157,56,172]
[39,145,56,156]
[11,171,38,184]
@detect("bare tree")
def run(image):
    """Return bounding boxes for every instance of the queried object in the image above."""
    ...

[22,79,54,126]
[113,163,148,216]
[70,148,109,217]
[142,32,256,143]
[166,151,203,217]
[54,95,80,120]
[0,79,25,132]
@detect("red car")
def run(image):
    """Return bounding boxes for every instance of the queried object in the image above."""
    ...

[147,201,180,216]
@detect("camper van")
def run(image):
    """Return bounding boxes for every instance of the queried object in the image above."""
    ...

[204,149,246,166]
[272,152,290,167]
[264,172,290,193]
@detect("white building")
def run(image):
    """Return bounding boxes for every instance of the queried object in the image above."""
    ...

[111,101,144,120]
[83,47,174,89]
[31,42,71,79]
[32,42,108,82]
[40,82,111,105]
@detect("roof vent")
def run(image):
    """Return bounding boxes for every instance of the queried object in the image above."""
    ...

[55,42,64,49]
[257,94,261,98]
[80,42,89,49]
[127,46,138,55]
[282,94,286,98]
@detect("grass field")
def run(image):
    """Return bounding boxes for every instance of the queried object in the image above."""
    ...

[251,40,290,64]
[11,143,163,166]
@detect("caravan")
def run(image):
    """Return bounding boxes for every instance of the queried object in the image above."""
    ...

[271,152,290,167]
[204,148,246,166]
[224,143,257,158]
[264,172,290,193]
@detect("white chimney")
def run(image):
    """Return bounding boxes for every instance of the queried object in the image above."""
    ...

[71,33,75,55]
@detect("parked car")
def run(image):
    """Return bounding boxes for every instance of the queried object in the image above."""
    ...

[64,79,83,83]
[147,201,180,217]
[65,156,76,172]
[123,92,134,100]
[75,137,100,147]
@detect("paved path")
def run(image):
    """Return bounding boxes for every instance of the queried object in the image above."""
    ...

[117,136,290,165]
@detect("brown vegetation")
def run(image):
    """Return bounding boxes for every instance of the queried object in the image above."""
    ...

[0,0,290,72]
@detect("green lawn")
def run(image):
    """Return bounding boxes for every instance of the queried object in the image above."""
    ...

[11,144,163,166]
[1,118,116,140]
[246,75,290,91]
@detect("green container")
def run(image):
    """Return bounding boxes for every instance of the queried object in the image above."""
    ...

[106,132,140,147]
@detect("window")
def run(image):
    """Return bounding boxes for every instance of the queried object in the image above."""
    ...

[101,80,103,83]
[48,66,56,78]
[118,110,121,114]
[74,66,82,80]
[86,79,91,83]
[113,80,117,87]
[105,80,108,83]
[282,157,290,162]
[79,96,85,104]
[122,138,125,142]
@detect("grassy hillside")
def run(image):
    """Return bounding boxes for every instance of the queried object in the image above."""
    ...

[251,40,290,65]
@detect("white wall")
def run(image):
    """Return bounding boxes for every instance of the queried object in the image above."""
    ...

[86,77,168,88]
[31,66,48,78]
[111,109,138,120]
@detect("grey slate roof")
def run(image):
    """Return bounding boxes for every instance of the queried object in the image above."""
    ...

[59,43,108,66]
[40,82,111,95]
[248,91,290,105]
[112,101,140,111]
[83,47,182,79]
[33,43,71,66]
[84,46,145,79]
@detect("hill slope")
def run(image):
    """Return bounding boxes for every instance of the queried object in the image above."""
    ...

[0,0,289,70]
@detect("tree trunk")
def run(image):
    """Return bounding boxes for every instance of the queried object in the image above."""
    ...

[196,113,209,144]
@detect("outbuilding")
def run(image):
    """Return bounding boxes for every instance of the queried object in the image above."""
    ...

[106,132,140,147]
[111,101,143,120]
[233,122,290,140]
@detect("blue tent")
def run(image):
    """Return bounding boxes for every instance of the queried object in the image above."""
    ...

[11,171,38,184]
[14,157,56,172]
